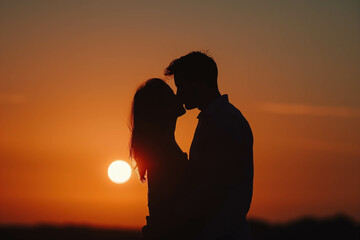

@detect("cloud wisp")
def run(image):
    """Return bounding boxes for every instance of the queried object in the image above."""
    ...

[258,102,360,118]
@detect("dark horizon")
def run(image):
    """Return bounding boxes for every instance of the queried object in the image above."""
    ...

[1,213,358,230]
[1,214,358,240]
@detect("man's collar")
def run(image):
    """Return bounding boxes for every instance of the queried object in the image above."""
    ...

[197,94,229,119]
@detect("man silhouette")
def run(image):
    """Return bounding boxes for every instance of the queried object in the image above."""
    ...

[165,51,254,240]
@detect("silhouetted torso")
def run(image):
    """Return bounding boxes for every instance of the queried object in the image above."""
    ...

[183,95,254,240]
[145,140,188,234]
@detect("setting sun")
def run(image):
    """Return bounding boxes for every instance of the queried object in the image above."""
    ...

[107,160,132,184]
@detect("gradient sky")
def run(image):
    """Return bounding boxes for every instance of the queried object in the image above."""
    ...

[0,0,359,229]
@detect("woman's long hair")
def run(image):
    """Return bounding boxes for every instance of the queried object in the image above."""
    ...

[130,78,172,182]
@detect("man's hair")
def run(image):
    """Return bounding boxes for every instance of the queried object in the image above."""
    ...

[164,51,218,87]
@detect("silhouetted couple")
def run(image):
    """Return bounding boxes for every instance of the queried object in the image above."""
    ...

[130,51,253,240]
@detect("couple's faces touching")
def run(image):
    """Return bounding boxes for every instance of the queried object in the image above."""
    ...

[153,74,204,120]
[162,84,186,119]
[174,74,202,110]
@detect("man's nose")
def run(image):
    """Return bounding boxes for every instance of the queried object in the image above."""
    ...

[175,93,184,104]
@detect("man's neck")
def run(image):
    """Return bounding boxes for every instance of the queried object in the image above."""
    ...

[198,90,221,111]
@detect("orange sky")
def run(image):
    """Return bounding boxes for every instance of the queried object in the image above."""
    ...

[0,0,359,229]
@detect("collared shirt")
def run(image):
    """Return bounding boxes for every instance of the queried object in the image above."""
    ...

[186,94,254,240]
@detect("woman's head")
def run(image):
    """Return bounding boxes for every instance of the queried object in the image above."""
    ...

[130,78,185,181]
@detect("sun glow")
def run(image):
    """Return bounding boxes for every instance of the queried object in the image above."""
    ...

[107,160,132,184]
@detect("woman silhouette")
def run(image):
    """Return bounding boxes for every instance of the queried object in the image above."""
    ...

[130,78,188,240]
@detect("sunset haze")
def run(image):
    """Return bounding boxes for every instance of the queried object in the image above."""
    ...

[0,0,359,229]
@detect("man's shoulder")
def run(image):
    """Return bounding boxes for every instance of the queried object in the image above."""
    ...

[215,101,250,128]
[222,101,246,119]
[212,101,253,143]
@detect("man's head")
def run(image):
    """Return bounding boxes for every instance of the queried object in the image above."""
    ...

[164,51,218,110]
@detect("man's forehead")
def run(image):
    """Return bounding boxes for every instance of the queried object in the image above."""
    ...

[174,73,182,80]
[174,74,182,86]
